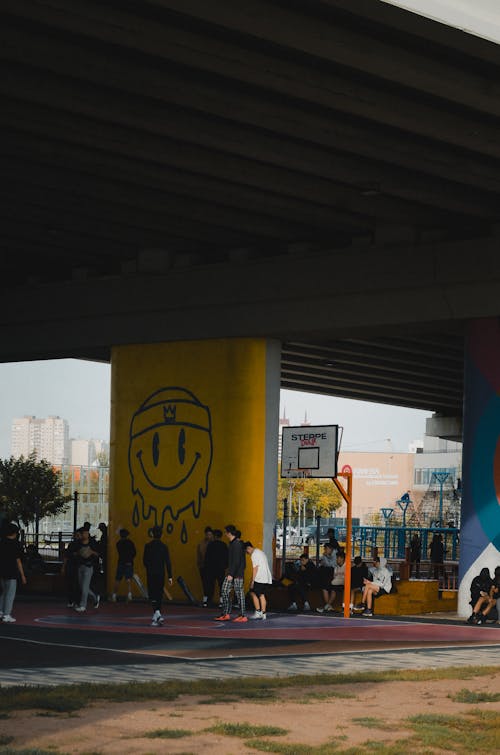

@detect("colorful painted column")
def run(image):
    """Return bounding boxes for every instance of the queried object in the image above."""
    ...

[108,338,280,600]
[458,318,500,615]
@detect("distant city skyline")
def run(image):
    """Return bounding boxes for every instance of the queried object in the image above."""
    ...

[0,359,431,459]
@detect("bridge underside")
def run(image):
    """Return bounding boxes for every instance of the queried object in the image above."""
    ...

[1,0,500,416]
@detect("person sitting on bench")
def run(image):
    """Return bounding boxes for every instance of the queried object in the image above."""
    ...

[350,556,369,613]
[316,550,346,613]
[287,552,317,611]
[359,556,392,617]
[467,567,496,625]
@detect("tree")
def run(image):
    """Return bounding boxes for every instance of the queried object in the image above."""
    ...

[277,474,343,521]
[0,453,71,528]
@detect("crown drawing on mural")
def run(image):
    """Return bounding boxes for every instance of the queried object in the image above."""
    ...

[163,404,177,423]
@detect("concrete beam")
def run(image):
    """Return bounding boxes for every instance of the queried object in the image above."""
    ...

[0,234,497,364]
[426,414,463,442]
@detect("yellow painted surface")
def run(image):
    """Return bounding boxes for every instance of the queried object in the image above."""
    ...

[109,339,272,600]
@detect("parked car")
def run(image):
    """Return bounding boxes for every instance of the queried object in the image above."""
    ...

[303,524,335,546]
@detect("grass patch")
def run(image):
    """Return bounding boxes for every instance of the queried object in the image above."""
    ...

[207,722,288,738]
[1,665,499,714]
[308,691,356,701]
[351,717,386,729]
[246,743,352,754]
[406,708,500,751]
[246,742,313,754]
[144,727,192,738]
[450,688,500,703]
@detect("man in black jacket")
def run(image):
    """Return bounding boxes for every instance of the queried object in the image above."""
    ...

[214,524,247,622]
[143,526,173,626]
[205,528,228,607]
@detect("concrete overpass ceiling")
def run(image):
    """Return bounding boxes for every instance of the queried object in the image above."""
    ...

[281,331,464,414]
[0,0,497,415]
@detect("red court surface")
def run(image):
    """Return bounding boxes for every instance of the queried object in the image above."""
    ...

[8,601,500,650]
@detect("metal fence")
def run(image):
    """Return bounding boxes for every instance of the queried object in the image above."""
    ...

[277,524,459,564]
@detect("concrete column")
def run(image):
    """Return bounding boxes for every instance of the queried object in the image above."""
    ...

[108,338,280,599]
[458,318,500,615]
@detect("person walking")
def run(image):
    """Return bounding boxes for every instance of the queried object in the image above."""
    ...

[215,524,246,622]
[110,529,137,602]
[244,541,273,620]
[0,523,26,623]
[143,525,173,626]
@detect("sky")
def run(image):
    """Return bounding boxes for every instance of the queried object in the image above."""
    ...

[381,1,500,44]
[0,359,431,459]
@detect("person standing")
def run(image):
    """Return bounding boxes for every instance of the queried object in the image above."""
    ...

[244,541,273,620]
[97,522,108,590]
[0,523,26,623]
[205,528,228,606]
[429,533,444,580]
[110,529,137,602]
[215,524,246,622]
[75,527,100,612]
[61,530,82,608]
[196,526,214,606]
[409,533,421,578]
[143,525,173,626]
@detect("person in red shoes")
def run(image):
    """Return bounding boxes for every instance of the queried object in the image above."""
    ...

[214,525,247,623]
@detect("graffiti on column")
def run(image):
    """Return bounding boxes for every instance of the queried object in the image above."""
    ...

[128,387,213,543]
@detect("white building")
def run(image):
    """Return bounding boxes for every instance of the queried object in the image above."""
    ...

[11,415,69,465]
[70,438,109,466]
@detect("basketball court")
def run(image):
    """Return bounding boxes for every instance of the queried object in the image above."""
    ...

[1,600,499,678]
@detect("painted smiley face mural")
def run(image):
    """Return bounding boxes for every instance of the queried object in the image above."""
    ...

[128,387,213,542]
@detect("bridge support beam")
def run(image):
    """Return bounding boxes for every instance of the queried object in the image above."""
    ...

[458,318,500,615]
[108,338,280,599]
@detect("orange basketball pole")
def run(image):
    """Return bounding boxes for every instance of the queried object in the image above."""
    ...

[332,467,353,619]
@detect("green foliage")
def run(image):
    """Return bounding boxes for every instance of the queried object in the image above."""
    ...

[277,475,343,520]
[0,453,70,527]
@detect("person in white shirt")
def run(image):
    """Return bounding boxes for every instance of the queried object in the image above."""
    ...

[360,556,393,616]
[244,541,273,620]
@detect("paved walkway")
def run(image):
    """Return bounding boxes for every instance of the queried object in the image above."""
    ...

[1,641,499,686]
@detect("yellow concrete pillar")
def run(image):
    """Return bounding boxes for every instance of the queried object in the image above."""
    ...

[109,338,280,599]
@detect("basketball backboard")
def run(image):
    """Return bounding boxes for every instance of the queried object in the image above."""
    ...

[280,425,338,479]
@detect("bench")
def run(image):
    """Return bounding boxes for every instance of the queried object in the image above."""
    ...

[268,578,457,615]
